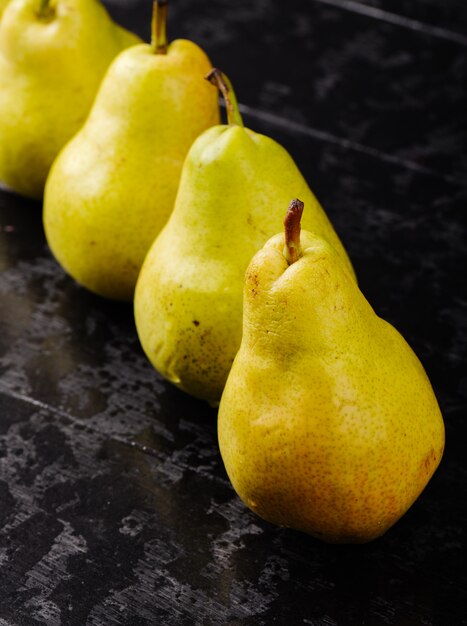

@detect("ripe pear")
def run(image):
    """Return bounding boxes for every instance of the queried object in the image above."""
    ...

[0,0,140,199]
[0,0,9,18]
[134,70,354,405]
[43,0,219,300]
[218,199,445,543]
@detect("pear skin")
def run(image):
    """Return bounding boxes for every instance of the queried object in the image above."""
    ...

[43,9,219,300]
[135,116,354,403]
[0,0,9,19]
[0,0,140,199]
[218,209,445,543]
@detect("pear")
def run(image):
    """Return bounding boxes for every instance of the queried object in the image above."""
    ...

[218,199,445,543]
[43,0,219,301]
[134,69,354,405]
[0,0,140,199]
[0,0,9,18]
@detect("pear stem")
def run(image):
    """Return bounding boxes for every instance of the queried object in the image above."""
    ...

[205,68,244,127]
[151,0,168,54]
[284,199,304,264]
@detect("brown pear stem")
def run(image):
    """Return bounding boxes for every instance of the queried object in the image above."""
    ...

[151,0,168,54]
[205,68,244,127]
[284,199,304,264]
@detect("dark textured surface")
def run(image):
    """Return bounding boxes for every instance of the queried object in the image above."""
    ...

[1,1,467,624]
[108,0,467,184]
[346,0,467,36]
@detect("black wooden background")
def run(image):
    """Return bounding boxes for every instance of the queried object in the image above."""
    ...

[1,0,466,624]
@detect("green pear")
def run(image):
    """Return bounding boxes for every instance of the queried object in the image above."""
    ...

[0,0,140,199]
[43,0,219,301]
[218,199,445,543]
[134,70,355,405]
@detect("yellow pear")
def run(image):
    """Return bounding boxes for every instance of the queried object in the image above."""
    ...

[0,0,9,18]
[134,70,354,405]
[0,0,140,199]
[218,199,445,543]
[43,0,219,300]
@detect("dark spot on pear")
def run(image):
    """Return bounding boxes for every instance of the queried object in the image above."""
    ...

[248,272,260,296]
[422,448,436,475]
[193,320,200,326]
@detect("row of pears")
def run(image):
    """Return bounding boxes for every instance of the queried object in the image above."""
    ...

[1,0,444,543]
[31,0,352,404]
